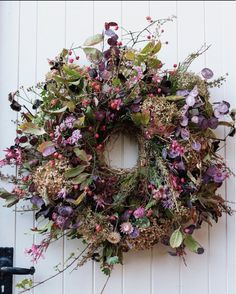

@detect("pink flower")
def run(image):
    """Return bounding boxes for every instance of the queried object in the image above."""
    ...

[120,222,134,234]
[110,99,122,110]
[133,207,145,219]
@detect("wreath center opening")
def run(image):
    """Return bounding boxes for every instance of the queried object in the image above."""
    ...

[103,131,139,169]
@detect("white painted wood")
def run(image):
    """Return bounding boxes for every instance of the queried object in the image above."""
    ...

[0,1,235,294]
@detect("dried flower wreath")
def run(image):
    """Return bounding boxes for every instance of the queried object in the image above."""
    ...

[0,16,235,292]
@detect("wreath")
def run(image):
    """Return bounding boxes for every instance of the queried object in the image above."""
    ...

[0,17,235,289]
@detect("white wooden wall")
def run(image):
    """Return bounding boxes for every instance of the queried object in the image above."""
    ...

[0,1,235,294]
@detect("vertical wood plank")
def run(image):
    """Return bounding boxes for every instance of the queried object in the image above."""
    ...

[204,2,227,294]
[63,2,94,294]
[92,2,123,293]
[221,2,236,294]
[177,2,209,294]
[121,2,153,294]
[33,2,66,294]
[14,1,37,291]
[149,2,181,294]
[0,2,20,293]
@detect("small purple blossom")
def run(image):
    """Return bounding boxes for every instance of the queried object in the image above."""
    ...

[186,86,198,107]
[57,188,67,199]
[176,89,189,97]
[192,142,201,152]
[133,207,145,219]
[64,116,76,129]
[214,101,230,118]
[129,227,140,239]
[42,145,56,157]
[67,129,82,145]
[206,165,229,183]
[162,197,174,209]
[208,117,218,129]
[201,68,214,79]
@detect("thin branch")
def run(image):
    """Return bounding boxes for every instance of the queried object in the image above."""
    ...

[19,245,89,293]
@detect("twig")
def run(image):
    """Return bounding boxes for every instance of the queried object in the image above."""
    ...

[19,245,89,293]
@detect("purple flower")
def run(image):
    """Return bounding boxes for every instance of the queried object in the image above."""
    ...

[176,89,189,97]
[64,116,76,129]
[197,115,208,129]
[180,116,189,127]
[43,145,56,157]
[214,101,230,118]
[186,86,198,107]
[206,165,229,183]
[68,129,82,145]
[57,188,67,199]
[192,142,201,152]
[58,206,73,217]
[30,195,44,208]
[162,197,174,209]
[133,207,145,219]
[129,227,140,239]
[201,68,214,79]
[208,117,218,129]
[180,128,190,140]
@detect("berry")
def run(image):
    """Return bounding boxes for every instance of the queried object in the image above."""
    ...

[95,133,100,139]
[173,63,177,68]
[76,56,80,60]
[88,126,93,132]
[53,152,59,158]
[147,35,151,40]
[68,50,72,55]
[69,58,74,63]
[51,99,58,106]
[58,154,63,160]
[157,88,162,93]
[95,224,102,232]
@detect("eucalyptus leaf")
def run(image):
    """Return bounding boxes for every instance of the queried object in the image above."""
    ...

[0,188,19,207]
[83,47,103,63]
[65,166,86,179]
[73,148,88,162]
[184,235,203,254]
[19,122,46,135]
[47,105,68,114]
[170,229,183,248]
[107,256,119,266]
[84,33,104,46]
[72,173,90,185]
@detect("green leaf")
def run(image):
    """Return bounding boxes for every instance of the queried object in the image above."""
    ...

[72,173,90,185]
[124,51,135,61]
[163,95,185,101]
[0,188,19,207]
[147,57,161,69]
[65,166,86,179]
[84,33,104,46]
[141,41,155,54]
[83,47,103,63]
[135,217,150,229]
[184,235,202,253]
[19,122,45,135]
[73,148,88,162]
[63,65,81,79]
[131,111,150,126]
[145,199,157,210]
[170,229,183,248]
[47,105,68,114]
[141,41,161,55]
[107,256,119,266]
[74,191,86,206]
